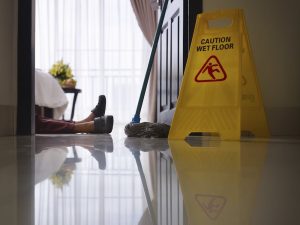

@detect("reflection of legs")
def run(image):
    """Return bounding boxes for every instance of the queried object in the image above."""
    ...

[91,150,106,170]
[76,135,114,155]
[78,134,114,170]
[81,145,106,170]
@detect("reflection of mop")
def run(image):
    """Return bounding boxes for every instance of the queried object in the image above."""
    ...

[124,0,170,138]
[132,151,157,225]
[124,138,168,224]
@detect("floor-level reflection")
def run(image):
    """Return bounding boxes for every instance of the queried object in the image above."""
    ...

[169,137,268,225]
[124,137,169,225]
[2,133,298,225]
[34,134,150,225]
[0,136,35,225]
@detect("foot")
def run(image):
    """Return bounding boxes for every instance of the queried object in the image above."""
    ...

[94,115,114,134]
[91,95,106,117]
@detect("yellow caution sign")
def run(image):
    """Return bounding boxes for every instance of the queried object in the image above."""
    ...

[169,9,270,140]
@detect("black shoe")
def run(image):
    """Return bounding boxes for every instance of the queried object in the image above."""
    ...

[91,95,106,117]
[94,115,114,134]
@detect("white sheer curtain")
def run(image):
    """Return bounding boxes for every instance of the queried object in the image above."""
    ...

[35,0,150,124]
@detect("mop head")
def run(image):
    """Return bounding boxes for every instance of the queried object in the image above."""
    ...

[124,122,170,138]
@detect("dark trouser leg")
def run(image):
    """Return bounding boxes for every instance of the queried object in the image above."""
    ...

[36,115,75,134]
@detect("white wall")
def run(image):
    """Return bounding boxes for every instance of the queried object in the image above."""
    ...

[0,0,18,136]
[203,0,300,136]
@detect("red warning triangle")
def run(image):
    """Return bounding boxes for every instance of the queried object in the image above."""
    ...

[195,55,227,82]
[195,194,226,220]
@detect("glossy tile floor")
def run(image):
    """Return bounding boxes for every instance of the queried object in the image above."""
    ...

[0,126,300,225]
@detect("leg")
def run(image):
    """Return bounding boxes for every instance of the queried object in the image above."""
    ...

[36,115,113,134]
[73,121,94,133]
[36,115,76,134]
[72,115,114,133]
[76,95,106,123]
[75,113,95,124]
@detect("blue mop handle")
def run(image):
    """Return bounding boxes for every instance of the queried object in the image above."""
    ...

[132,0,169,123]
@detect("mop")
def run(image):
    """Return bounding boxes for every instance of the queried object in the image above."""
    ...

[125,0,170,138]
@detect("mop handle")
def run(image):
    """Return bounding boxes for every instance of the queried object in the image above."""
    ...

[132,0,169,123]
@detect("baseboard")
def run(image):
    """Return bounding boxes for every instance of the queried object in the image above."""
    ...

[266,107,300,137]
[0,105,16,136]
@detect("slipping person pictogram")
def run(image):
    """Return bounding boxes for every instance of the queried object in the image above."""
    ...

[202,62,220,80]
[195,55,227,82]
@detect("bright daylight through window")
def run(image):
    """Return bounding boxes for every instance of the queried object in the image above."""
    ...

[35,0,150,124]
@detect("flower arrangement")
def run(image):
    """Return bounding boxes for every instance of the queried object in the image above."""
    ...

[49,59,77,88]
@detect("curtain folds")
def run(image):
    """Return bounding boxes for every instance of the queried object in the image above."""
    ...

[35,0,149,124]
[130,0,157,122]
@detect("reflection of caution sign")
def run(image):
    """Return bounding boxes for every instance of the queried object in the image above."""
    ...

[169,9,270,140]
[195,194,226,220]
[195,55,227,82]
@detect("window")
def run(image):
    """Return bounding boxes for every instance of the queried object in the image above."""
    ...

[36,0,150,124]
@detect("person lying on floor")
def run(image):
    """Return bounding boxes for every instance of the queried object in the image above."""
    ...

[36,95,113,134]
